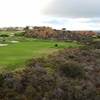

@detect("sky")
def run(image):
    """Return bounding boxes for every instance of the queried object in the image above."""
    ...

[0,0,100,30]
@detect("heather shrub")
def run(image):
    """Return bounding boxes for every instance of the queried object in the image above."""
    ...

[58,61,85,78]
[91,41,100,49]
[0,74,4,87]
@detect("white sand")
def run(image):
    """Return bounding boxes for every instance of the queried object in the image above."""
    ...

[10,41,19,43]
[0,44,8,46]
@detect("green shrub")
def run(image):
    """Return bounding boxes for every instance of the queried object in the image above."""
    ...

[14,32,24,36]
[58,61,85,78]
[91,41,100,49]
[0,34,9,37]
[0,74,4,86]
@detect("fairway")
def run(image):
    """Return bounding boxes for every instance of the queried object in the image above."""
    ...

[0,38,81,71]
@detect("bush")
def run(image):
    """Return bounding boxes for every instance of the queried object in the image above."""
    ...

[14,32,24,36]
[91,41,100,49]
[0,74,4,87]
[58,61,85,78]
[97,35,100,38]
[0,34,9,37]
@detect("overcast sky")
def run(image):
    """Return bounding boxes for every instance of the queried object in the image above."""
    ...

[0,0,100,30]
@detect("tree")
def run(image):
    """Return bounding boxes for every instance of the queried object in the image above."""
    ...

[62,28,66,31]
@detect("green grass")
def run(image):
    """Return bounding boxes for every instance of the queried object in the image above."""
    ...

[0,30,24,35]
[0,37,81,72]
[94,38,100,41]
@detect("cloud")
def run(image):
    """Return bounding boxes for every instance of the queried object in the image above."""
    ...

[43,0,100,30]
[44,0,100,18]
[0,0,50,27]
[84,18,100,23]
[41,16,100,30]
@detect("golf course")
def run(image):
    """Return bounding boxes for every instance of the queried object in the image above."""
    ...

[0,32,81,72]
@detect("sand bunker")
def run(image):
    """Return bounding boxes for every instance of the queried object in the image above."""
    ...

[0,44,8,47]
[10,41,19,43]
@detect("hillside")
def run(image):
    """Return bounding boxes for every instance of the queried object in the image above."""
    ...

[0,28,100,100]
[24,26,96,42]
[0,40,100,99]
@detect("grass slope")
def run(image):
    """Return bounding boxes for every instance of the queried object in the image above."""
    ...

[0,38,81,71]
